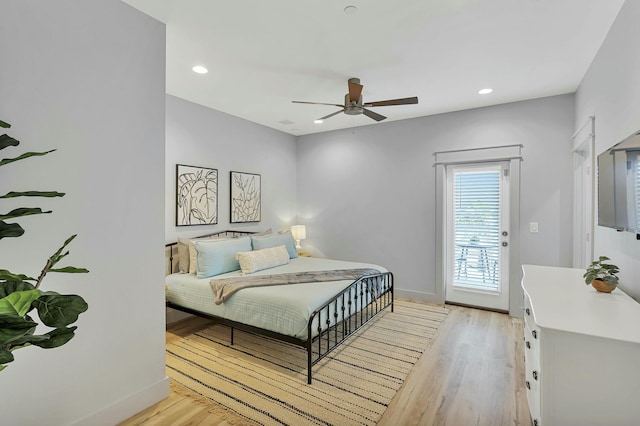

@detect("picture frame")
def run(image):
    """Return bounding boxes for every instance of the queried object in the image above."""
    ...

[176,164,218,226]
[230,171,261,223]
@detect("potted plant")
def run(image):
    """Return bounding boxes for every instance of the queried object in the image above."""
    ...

[583,256,619,293]
[0,119,88,372]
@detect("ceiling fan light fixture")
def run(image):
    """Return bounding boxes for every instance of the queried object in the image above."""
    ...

[192,65,208,74]
[344,5,358,15]
[478,88,493,95]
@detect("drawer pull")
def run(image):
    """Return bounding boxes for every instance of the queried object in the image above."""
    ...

[533,370,538,380]
[532,330,537,339]
[525,380,530,390]
[526,341,531,349]
[526,308,530,316]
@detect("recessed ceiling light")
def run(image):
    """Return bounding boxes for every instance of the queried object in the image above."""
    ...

[344,5,358,15]
[314,119,323,124]
[478,88,493,95]
[192,65,208,74]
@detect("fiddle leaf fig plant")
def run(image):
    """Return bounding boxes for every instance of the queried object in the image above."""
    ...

[0,119,88,372]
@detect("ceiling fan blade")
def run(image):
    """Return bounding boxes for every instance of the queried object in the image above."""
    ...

[318,110,344,120]
[292,101,344,107]
[348,81,363,103]
[363,108,387,122]
[365,96,419,107]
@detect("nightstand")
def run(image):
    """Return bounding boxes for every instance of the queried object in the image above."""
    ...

[298,252,311,257]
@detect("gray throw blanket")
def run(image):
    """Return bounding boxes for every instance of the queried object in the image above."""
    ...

[210,268,381,304]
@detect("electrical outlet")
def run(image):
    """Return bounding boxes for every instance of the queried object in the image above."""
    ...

[530,222,539,233]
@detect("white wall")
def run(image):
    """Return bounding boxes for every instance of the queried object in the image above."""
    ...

[0,1,167,425]
[165,95,298,243]
[297,94,575,308]
[576,0,640,300]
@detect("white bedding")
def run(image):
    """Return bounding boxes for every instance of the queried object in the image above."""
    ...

[165,257,387,339]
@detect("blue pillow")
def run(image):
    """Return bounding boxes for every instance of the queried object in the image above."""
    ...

[251,231,298,259]
[195,236,252,278]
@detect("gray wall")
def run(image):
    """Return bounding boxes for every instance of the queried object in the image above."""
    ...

[165,95,298,322]
[576,0,640,300]
[165,95,298,242]
[0,1,167,424]
[297,94,575,306]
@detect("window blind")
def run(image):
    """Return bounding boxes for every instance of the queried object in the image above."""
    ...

[453,170,501,290]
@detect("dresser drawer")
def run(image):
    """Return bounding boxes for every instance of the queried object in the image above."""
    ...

[525,355,542,425]
[523,294,537,331]
[524,322,540,363]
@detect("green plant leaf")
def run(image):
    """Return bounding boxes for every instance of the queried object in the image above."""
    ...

[49,234,77,264]
[8,333,49,348]
[0,221,25,239]
[0,120,10,128]
[0,134,19,150]
[0,314,38,346]
[33,293,88,328]
[49,266,90,274]
[32,326,77,349]
[0,207,52,221]
[0,349,14,364]
[0,280,36,298]
[0,149,56,167]
[0,191,65,199]
[0,290,41,316]
[0,271,36,282]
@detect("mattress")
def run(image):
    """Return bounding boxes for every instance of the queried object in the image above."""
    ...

[165,256,387,339]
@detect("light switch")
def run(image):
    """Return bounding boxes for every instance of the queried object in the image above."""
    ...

[530,222,539,233]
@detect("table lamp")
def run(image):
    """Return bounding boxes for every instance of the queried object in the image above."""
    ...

[291,225,307,250]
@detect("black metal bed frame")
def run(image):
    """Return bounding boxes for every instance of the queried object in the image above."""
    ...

[165,230,394,384]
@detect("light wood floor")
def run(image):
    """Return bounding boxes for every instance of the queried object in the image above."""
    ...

[119,304,531,426]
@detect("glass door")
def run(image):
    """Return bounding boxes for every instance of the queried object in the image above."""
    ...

[445,162,510,311]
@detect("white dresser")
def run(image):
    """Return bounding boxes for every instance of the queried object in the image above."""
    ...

[522,265,640,426]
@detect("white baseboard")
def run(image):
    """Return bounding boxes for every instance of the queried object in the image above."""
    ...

[71,376,170,426]
[395,288,442,304]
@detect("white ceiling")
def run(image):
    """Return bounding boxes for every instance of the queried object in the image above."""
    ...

[123,0,624,136]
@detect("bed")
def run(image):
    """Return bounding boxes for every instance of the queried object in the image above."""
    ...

[165,230,394,384]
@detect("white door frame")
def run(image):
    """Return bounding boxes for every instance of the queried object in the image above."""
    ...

[571,116,595,269]
[444,161,510,311]
[434,145,522,316]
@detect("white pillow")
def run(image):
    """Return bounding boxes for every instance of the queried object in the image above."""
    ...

[236,245,290,275]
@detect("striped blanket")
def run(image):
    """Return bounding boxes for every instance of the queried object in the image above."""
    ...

[210,268,380,304]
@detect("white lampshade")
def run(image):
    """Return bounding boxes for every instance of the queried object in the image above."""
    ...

[291,225,306,249]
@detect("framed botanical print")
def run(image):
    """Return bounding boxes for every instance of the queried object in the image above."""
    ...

[230,171,261,223]
[176,164,218,226]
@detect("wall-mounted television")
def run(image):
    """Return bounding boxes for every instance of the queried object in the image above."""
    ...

[597,130,640,234]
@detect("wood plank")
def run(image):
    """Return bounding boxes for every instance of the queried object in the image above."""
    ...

[119,304,530,425]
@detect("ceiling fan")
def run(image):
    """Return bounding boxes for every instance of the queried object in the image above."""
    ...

[292,78,419,122]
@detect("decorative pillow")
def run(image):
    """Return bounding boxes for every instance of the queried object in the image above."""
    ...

[236,245,290,275]
[251,231,298,259]
[177,235,228,274]
[195,236,252,278]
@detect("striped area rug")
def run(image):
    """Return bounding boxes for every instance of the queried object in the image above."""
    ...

[166,300,449,425]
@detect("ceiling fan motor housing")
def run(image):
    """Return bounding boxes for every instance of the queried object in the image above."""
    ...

[344,93,364,115]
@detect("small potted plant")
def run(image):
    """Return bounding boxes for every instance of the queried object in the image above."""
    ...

[583,256,619,293]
